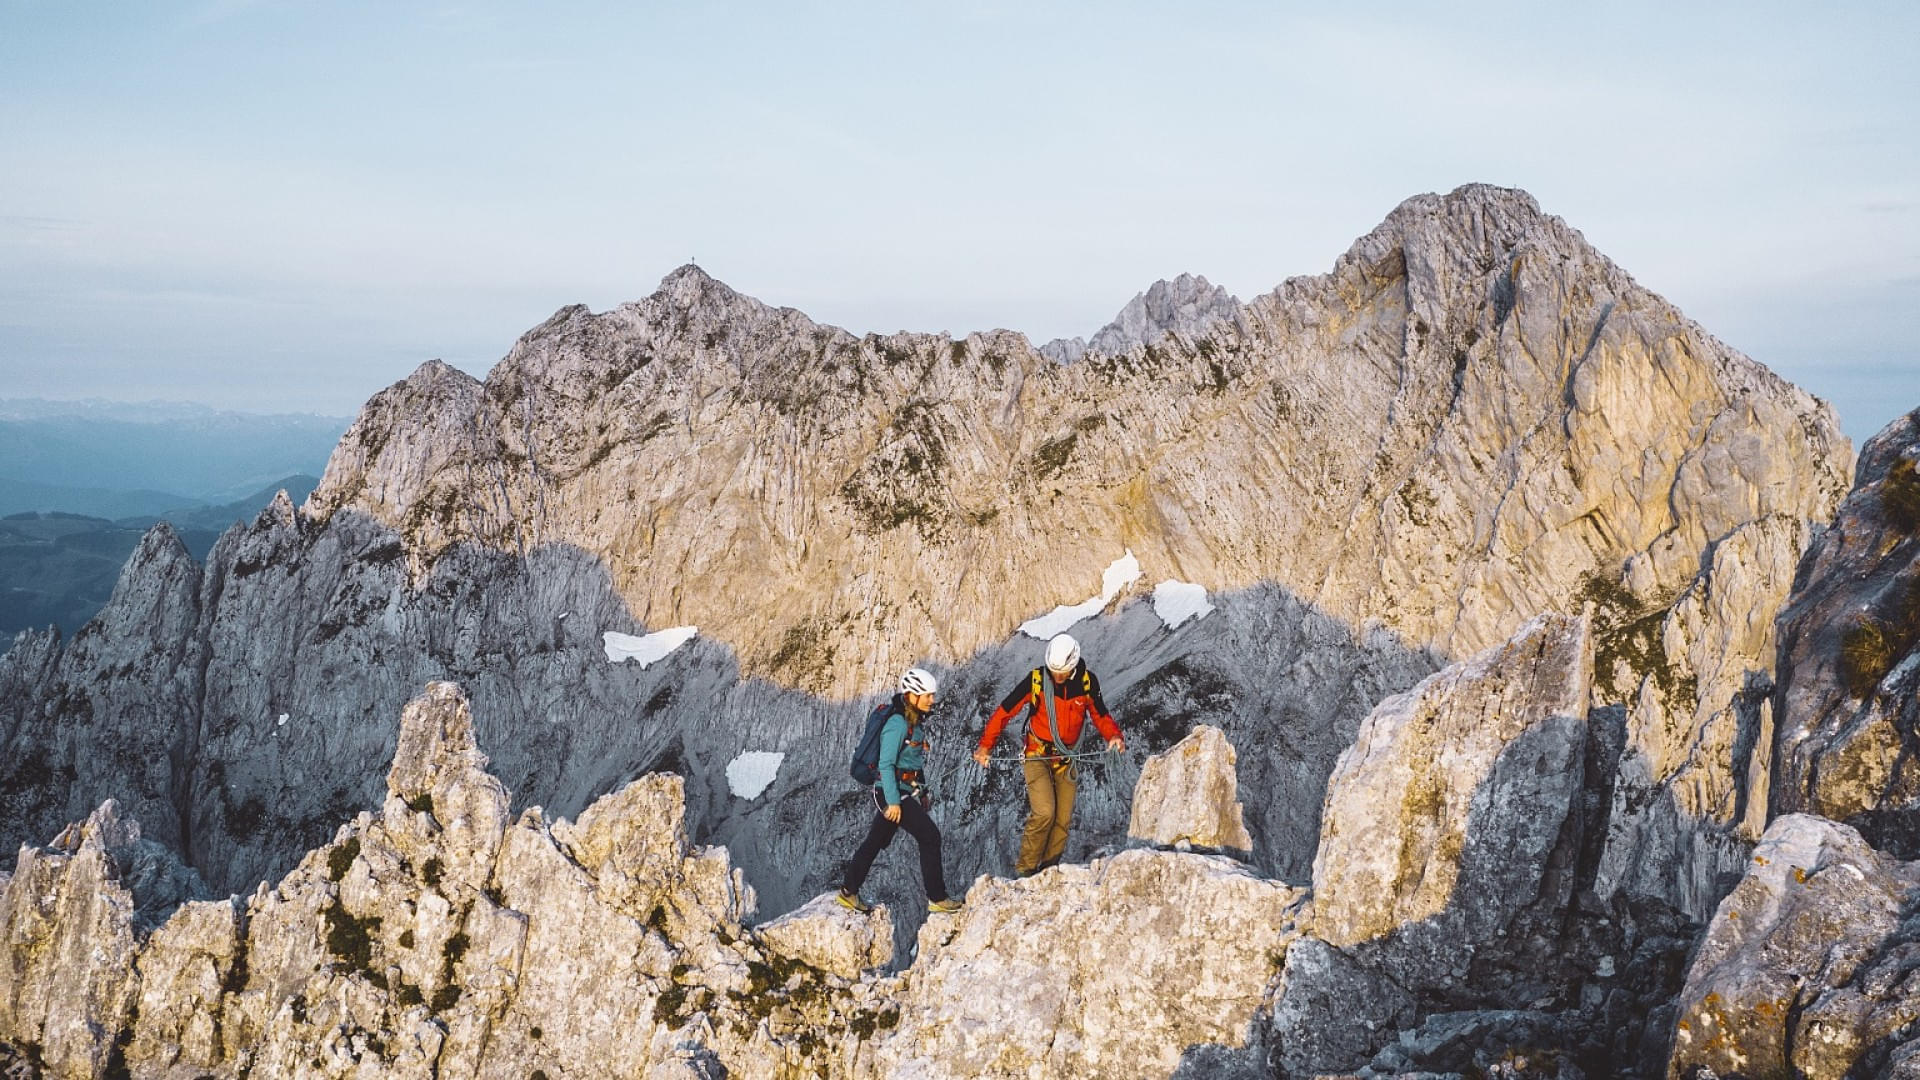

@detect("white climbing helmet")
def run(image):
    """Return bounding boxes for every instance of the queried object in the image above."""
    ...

[900,667,938,696]
[1045,633,1081,675]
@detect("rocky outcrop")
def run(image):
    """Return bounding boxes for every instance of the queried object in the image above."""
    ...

[1273,612,1691,1077]
[0,523,204,861]
[124,895,245,1077]
[1774,410,1920,855]
[1126,724,1252,852]
[0,682,1316,1079]
[1668,813,1920,1079]
[0,802,144,1080]
[0,798,211,1079]
[879,851,1303,1078]
[757,894,894,981]
[1590,512,1813,921]
[0,497,1436,937]
[1311,612,1591,947]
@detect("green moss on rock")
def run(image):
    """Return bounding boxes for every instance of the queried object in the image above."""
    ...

[323,901,382,975]
[325,837,360,883]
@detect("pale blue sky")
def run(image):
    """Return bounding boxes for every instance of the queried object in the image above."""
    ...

[2,1,1914,444]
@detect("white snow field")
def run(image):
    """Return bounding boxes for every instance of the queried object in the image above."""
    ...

[1018,550,1142,639]
[1152,580,1215,629]
[726,751,785,799]
[602,626,699,667]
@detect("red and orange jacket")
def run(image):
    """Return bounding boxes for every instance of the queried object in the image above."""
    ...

[978,662,1121,757]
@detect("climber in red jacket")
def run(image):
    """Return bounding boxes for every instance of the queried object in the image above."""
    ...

[973,633,1124,876]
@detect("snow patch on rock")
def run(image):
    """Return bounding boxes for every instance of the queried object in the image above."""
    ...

[1018,551,1142,639]
[602,626,698,667]
[726,751,785,799]
[1151,580,1214,629]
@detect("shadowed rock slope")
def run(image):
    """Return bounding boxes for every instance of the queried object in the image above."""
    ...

[1774,409,1920,853]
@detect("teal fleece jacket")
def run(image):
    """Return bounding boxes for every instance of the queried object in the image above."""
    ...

[875,708,928,807]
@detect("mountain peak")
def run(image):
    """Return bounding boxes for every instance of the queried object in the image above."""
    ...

[1083,272,1244,358]
[659,261,715,286]
[655,263,742,307]
[399,358,480,392]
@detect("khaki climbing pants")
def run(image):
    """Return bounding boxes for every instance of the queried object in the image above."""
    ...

[1018,757,1077,874]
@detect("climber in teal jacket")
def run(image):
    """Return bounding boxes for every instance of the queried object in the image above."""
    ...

[839,668,962,914]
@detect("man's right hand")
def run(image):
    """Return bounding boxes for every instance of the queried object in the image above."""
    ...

[972,747,990,767]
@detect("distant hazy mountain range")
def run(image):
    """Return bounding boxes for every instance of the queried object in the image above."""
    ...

[0,399,347,635]
[0,398,349,516]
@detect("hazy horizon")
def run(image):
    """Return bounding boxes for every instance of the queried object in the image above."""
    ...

[3,2,1914,446]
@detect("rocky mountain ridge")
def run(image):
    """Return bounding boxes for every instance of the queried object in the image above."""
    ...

[305,183,1846,694]
[0,183,1887,1076]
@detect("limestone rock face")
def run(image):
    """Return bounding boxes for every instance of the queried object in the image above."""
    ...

[878,850,1306,1079]
[1774,411,1920,855]
[0,801,144,1080]
[1668,813,1920,1080]
[301,184,1846,696]
[1268,936,1418,1073]
[1590,512,1814,921]
[756,893,895,981]
[1127,724,1252,851]
[1312,612,1591,947]
[125,896,245,1077]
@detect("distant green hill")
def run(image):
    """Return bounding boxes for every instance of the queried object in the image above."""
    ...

[0,475,320,637]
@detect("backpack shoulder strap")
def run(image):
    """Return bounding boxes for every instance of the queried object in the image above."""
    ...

[1037,668,1072,758]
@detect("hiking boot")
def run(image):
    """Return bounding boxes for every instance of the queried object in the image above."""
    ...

[836,890,872,914]
[927,897,965,914]
[1015,866,1040,879]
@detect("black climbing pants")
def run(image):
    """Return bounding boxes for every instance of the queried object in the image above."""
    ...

[843,790,948,902]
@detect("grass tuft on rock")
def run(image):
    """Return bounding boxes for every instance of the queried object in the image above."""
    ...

[1883,458,1920,532]
[323,901,382,976]
[1842,617,1895,698]
[326,837,360,882]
